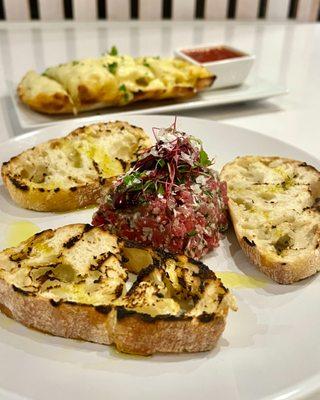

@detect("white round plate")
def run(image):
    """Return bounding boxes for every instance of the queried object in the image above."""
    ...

[0,115,319,400]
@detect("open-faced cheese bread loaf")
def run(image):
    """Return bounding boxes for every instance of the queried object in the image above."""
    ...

[220,156,320,284]
[0,224,236,355]
[18,54,214,115]
[1,121,151,212]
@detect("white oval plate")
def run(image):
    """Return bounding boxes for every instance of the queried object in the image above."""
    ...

[0,115,319,400]
[8,78,287,130]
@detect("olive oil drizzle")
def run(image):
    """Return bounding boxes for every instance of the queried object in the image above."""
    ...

[6,221,40,247]
[216,272,267,289]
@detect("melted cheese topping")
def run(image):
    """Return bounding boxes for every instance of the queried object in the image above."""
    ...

[44,58,119,106]
[20,71,69,98]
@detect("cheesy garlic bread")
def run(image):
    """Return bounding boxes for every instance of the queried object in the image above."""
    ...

[18,50,215,115]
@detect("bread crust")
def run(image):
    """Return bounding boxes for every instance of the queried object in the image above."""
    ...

[1,121,150,212]
[113,311,227,355]
[0,278,228,355]
[17,83,74,115]
[229,204,320,284]
[221,156,320,284]
[0,173,102,212]
[0,279,115,344]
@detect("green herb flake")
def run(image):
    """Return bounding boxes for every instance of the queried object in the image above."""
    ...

[204,189,214,198]
[71,61,79,66]
[157,183,165,196]
[119,84,127,92]
[156,159,165,168]
[187,230,197,237]
[143,180,154,191]
[109,46,118,56]
[107,62,117,74]
[199,149,211,167]
[123,175,132,186]
[123,172,141,187]
[178,165,189,173]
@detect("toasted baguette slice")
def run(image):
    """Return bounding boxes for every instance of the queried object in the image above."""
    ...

[1,121,151,212]
[0,224,236,355]
[220,156,320,284]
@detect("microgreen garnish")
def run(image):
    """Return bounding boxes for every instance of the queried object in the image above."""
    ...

[123,172,141,187]
[156,159,165,168]
[110,119,215,209]
[158,183,165,195]
[204,189,214,198]
[199,149,211,167]
[109,45,118,56]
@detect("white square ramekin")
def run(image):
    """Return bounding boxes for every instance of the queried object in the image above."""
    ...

[175,44,255,89]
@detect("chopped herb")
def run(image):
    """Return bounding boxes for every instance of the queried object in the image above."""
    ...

[199,149,211,167]
[204,189,214,198]
[119,84,130,102]
[143,180,155,191]
[187,230,197,237]
[143,61,150,68]
[176,176,186,184]
[274,234,291,255]
[123,172,141,187]
[109,46,118,56]
[107,62,117,74]
[156,159,165,168]
[157,183,165,195]
[178,165,189,173]
[71,61,79,66]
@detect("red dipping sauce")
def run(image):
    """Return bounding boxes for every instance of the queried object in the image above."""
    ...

[182,46,244,63]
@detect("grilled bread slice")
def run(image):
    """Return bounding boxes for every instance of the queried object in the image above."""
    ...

[18,55,214,115]
[1,121,151,212]
[220,156,320,284]
[0,224,235,355]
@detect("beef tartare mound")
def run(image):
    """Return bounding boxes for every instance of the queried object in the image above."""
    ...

[92,122,228,259]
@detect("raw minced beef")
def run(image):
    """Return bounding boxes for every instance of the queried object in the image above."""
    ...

[92,123,228,259]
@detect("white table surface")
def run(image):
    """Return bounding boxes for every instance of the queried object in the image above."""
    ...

[0,20,319,400]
